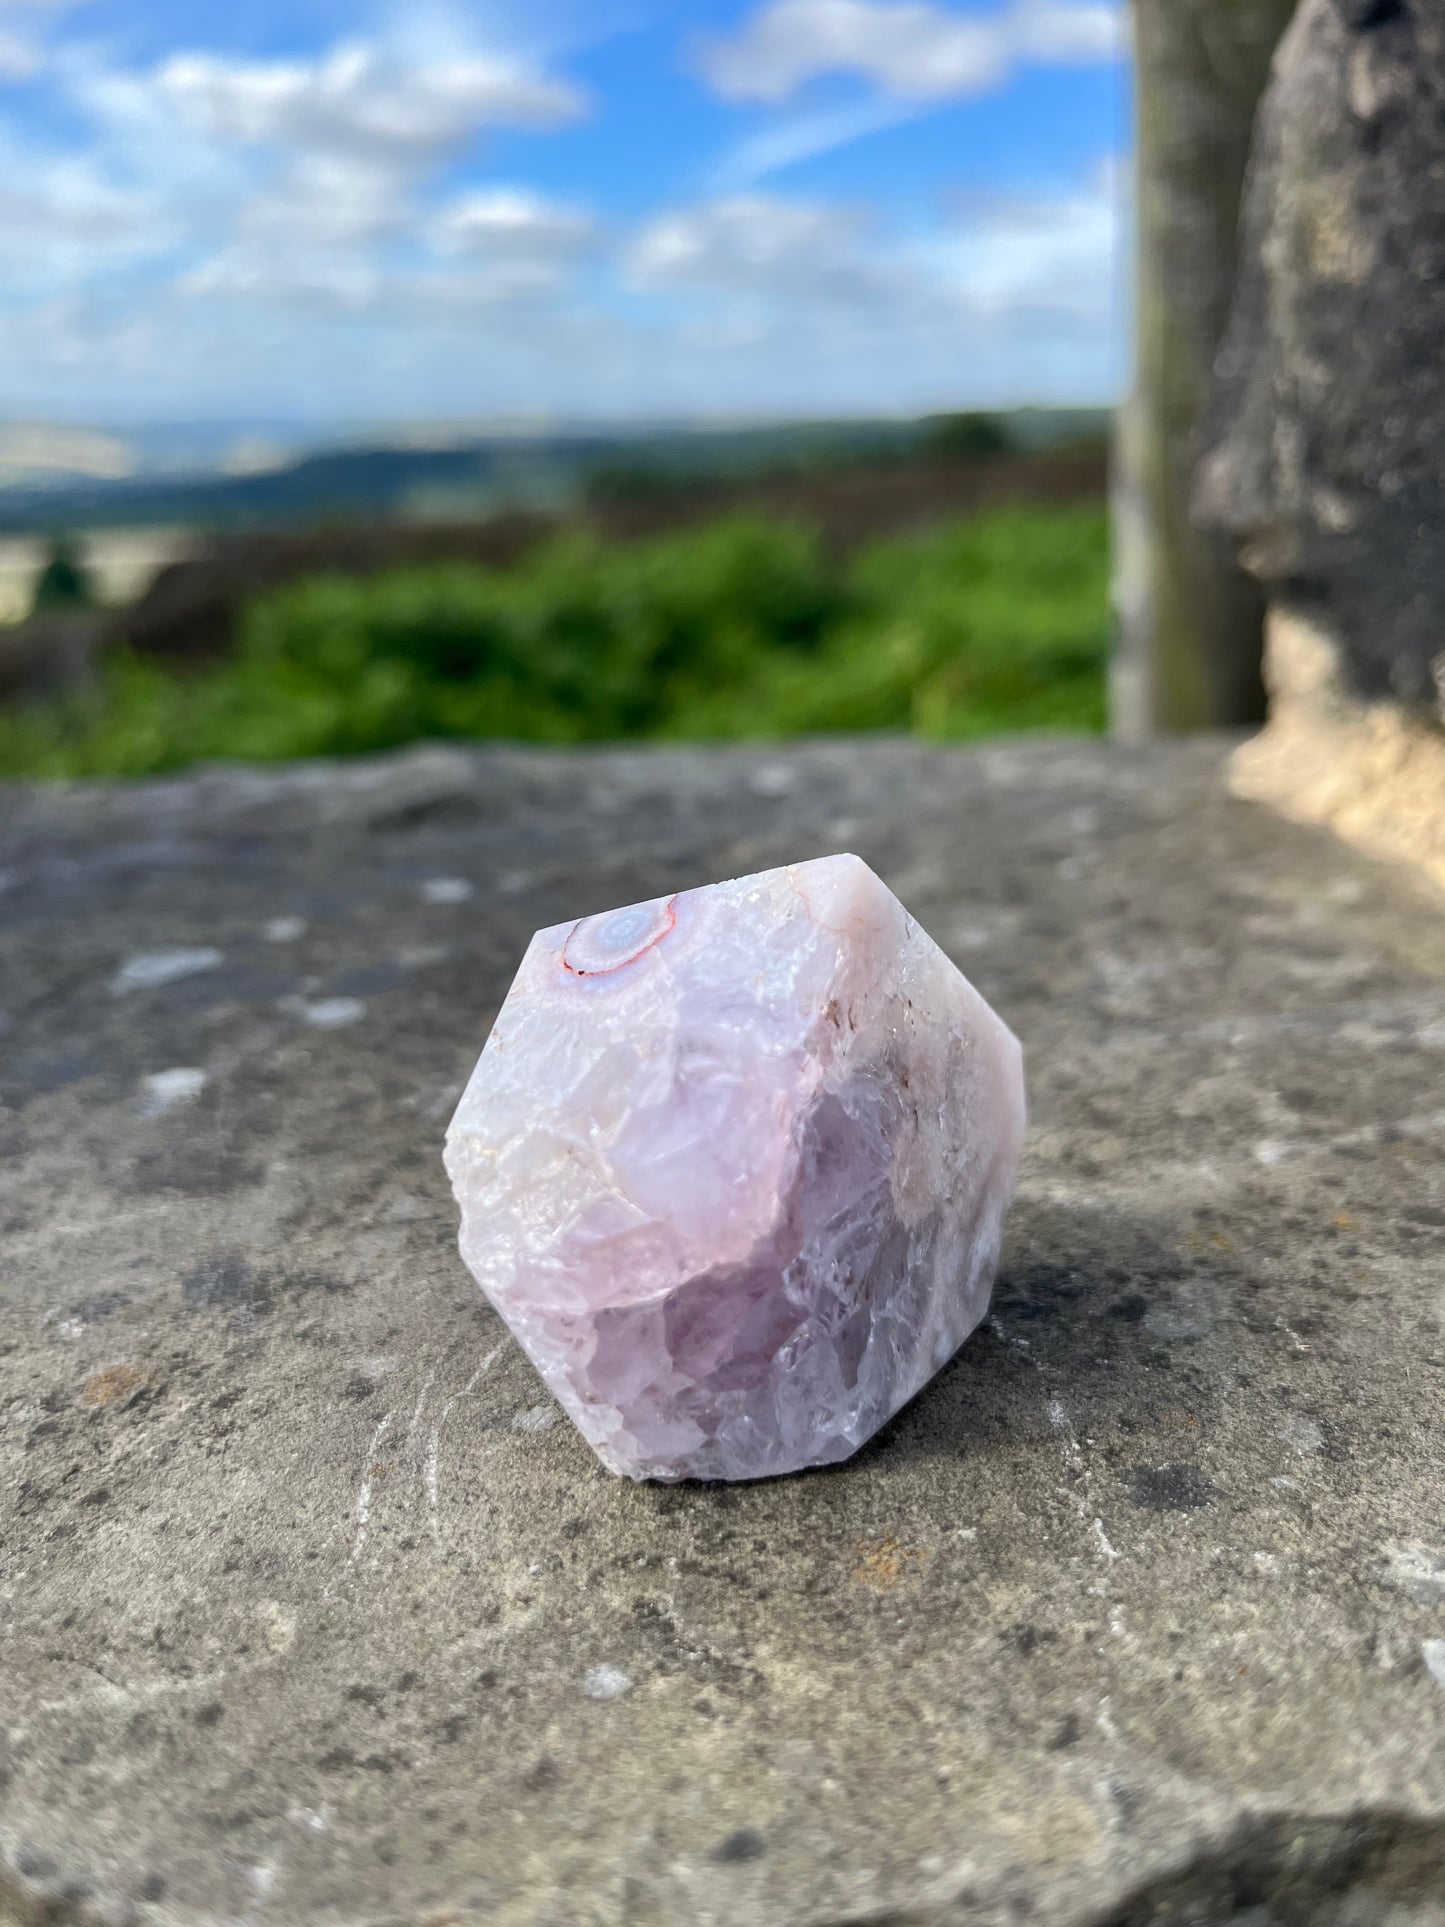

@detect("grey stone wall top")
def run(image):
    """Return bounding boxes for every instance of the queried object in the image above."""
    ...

[2,736,1444,1926]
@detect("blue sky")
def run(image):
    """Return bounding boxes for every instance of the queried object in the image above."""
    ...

[0,0,1128,425]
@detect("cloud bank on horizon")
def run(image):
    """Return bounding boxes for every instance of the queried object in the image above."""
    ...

[0,0,1127,423]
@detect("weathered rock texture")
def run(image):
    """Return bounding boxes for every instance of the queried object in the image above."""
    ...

[1113,0,1297,736]
[1199,0,1445,884]
[2,738,1444,1926]
[1201,0,1445,715]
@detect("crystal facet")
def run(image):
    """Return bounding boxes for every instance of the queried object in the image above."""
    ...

[444,855,1025,1482]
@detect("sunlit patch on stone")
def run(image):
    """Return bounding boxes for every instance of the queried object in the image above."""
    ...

[136,1067,207,1118]
[286,995,366,1029]
[110,948,221,995]
[445,856,1025,1484]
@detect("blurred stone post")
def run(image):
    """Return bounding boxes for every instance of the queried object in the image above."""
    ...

[1112,0,1298,737]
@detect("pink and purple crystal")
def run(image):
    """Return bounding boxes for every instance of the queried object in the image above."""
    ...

[444,855,1025,1482]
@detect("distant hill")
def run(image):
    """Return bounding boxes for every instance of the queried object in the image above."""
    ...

[0,440,592,534]
[0,411,1110,536]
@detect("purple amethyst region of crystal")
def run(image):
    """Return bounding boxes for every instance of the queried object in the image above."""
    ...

[444,854,1026,1482]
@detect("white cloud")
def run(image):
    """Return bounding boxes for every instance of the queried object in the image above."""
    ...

[430,188,594,256]
[0,146,165,293]
[712,93,919,188]
[629,195,890,308]
[181,193,591,322]
[0,33,39,79]
[0,5,1121,421]
[395,262,579,313]
[921,157,1120,322]
[179,174,594,319]
[1012,0,1120,59]
[0,0,75,82]
[173,159,1118,364]
[10,31,595,331]
[235,157,411,253]
[0,277,637,421]
[627,164,1118,376]
[178,252,385,314]
[698,0,1121,104]
[156,42,583,164]
[179,251,576,319]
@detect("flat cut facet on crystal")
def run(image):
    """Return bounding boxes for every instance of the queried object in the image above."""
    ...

[444,855,1025,1482]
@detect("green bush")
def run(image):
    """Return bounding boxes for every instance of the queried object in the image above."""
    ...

[0,505,1108,778]
[669,508,1108,740]
[919,411,1013,464]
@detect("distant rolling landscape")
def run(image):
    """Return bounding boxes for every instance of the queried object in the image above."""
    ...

[0,408,1113,778]
[0,410,1111,536]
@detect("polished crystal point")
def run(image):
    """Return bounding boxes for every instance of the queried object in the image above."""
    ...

[444,855,1025,1482]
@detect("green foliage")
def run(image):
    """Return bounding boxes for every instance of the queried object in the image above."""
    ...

[670,507,1109,741]
[0,505,1108,778]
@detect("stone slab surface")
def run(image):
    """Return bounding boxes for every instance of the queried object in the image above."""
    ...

[1,736,1444,1927]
